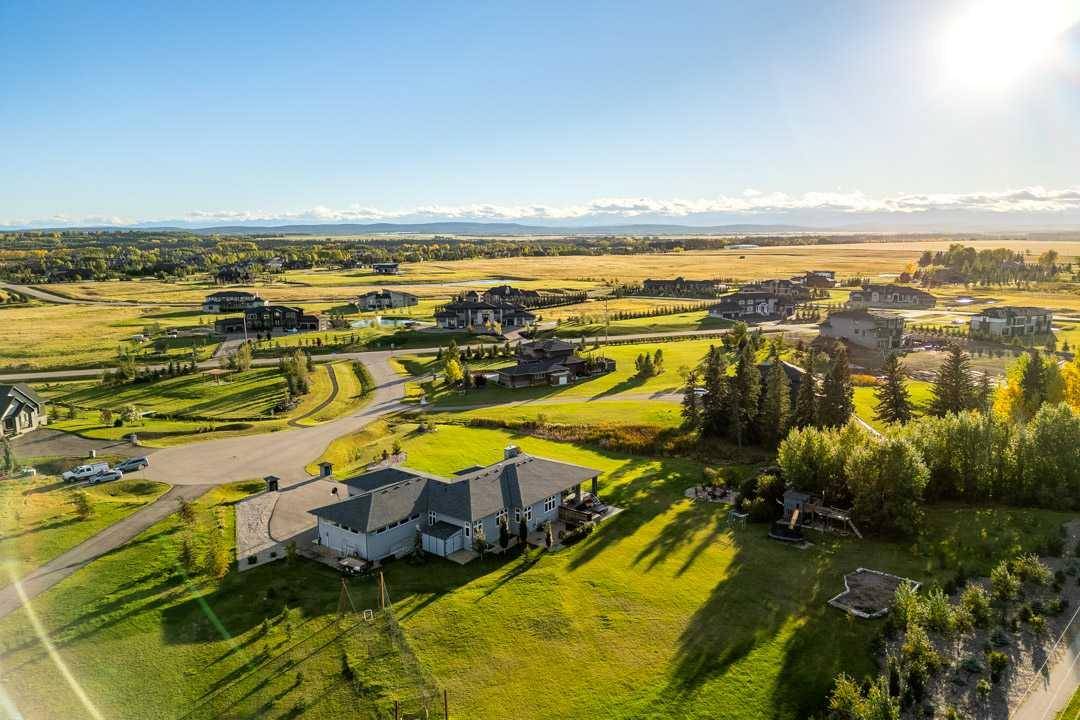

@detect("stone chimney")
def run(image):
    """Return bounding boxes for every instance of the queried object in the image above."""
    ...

[504,445,521,460]
[264,475,280,492]
[318,461,333,478]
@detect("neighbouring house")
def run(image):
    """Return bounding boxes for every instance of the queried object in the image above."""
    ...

[708,291,795,322]
[310,446,603,563]
[435,293,536,332]
[742,278,813,301]
[0,384,47,438]
[970,306,1053,339]
[640,277,728,298]
[482,285,542,304]
[819,309,905,352]
[797,270,837,289]
[371,262,400,275]
[265,257,285,273]
[755,357,804,402]
[202,290,269,313]
[847,284,936,309]
[494,339,615,388]
[215,305,327,334]
[356,289,419,311]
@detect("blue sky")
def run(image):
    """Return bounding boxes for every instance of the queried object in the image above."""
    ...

[2,0,1079,228]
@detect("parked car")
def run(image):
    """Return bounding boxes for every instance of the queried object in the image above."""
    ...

[89,469,123,484]
[114,456,150,473]
[62,462,110,483]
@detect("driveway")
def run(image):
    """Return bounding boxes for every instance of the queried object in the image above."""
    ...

[10,428,146,461]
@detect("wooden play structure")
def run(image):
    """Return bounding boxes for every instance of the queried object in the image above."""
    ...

[772,489,862,541]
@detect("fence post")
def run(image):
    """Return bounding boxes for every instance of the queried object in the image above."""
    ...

[443,688,449,719]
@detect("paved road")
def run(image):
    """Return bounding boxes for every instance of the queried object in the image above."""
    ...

[139,351,407,486]
[0,281,192,308]
[1012,616,1080,720]
[0,483,213,619]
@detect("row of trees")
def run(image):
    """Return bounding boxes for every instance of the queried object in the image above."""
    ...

[913,244,1064,287]
[634,349,664,378]
[681,341,854,449]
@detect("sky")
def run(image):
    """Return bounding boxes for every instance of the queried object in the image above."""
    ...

[2,0,1080,230]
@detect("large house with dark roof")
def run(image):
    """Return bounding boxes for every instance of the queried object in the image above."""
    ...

[202,290,268,313]
[356,289,419,311]
[970,306,1052,338]
[434,292,536,332]
[847,284,936,309]
[819,309,905,351]
[310,447,602,562]
[494,339,615,388]
[0,384,47,438]
[214,305,327,334]
[708,291,795,322]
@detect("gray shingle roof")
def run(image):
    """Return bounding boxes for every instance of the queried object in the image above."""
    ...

[310,453,601,530]
[310,475,430,532]
[0,384,44,418]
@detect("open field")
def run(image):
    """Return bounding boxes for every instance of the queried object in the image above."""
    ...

[0,472,168,579]
[428,399,684,428]
[1060,688,1080,720]
[4,425,1071,719]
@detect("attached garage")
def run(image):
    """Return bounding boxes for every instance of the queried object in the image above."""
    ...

[422,521,464,557]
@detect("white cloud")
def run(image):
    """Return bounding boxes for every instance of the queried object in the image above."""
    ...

[4,185,1080,228]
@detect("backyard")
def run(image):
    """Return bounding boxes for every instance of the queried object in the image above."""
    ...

[0,425,1071,720]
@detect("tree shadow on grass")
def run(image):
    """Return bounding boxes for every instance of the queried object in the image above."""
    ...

[565,454,703,572]
[588,374,647,401]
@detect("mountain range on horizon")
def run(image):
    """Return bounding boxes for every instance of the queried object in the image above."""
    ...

[10,217,1080,236]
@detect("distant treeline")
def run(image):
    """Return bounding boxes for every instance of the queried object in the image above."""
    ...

[0,229,1039,283]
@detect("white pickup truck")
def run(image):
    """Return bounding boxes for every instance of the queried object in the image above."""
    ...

[62,462,110,483]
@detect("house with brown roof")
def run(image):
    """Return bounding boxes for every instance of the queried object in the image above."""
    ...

[847,284,936,309]
[493,339,614,388]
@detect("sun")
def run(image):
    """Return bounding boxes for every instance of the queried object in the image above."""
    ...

[937,0,1080,90]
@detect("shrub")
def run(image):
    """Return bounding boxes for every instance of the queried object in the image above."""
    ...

[924,587,955,635]
[990,561,1020,601]
[976,677,992,698]
[894,581,924,628]
[1012,553,1053,586]
[986,650,1009,683]
[960,584,992,627]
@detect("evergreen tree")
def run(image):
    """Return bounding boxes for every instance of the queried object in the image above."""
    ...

[792,350,818,429]
[927,343,976,416]
[874,353,913,424]
[759,353,792,446]
[517,517,529,546]
[701,346,728,437]
[977,372,993,412]
[681,370,701,430]
[819,346,854,428]
[730,342,761,446]
[1020,349,1046,411]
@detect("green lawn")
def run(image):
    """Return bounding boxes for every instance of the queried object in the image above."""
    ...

[43,363,369,447]
[427,400,683,428]
[1059,688,1080,720]
[406,339,722,409]
[0,481,436,720]
[0,425,1072,720]
[0,473,168,579]
[853,379,933,431]
[54,368,288,420]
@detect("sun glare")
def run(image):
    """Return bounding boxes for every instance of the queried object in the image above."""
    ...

[938,0,1080,90]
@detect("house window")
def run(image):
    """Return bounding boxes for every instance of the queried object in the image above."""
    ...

[524,507,532,521]
[544,495,558,512]
[247,556,257,565]
[496,508,507,524]
[473,521,483,536]
[464,525,471,538]
[514,508,521,522]
[429,511,437,526]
